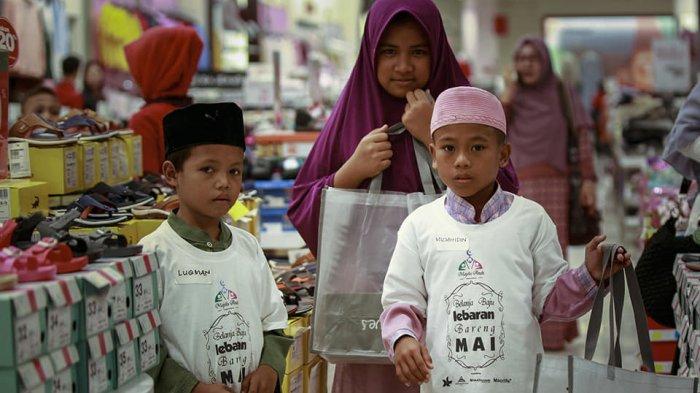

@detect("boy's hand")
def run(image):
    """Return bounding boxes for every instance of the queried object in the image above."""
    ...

[584,235,632,283]
[394,335,433,387]
[241,364,277,393]
[192,382,234,393]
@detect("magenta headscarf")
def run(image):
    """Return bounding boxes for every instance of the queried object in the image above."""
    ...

[507,37,591,174]
[288,0,518,255]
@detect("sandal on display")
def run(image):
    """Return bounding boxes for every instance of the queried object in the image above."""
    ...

[1,246,57,282]
[25,238,88,274]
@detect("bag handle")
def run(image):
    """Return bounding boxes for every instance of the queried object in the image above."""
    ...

[584,244,655,372]
[369,123,443,195]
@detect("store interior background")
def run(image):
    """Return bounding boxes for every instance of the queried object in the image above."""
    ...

[8,0,700,383]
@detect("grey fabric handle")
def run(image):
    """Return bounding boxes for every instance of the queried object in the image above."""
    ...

[584,244,655,372]
[369,125,442,195]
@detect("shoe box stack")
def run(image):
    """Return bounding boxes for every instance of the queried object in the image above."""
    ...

[2,131,143,223]
[282,312,327,393]
[247,180,296,233]
[672,254,700,377]
[229,193,263,240]
[0,250,162,392]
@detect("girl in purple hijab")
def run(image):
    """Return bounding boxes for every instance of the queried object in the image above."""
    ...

[289,1,517,391]
[501,37,597,350]
[289,0,518,256]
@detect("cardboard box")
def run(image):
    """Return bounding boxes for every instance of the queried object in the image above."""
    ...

[0,355,54,393]
[304,357,327,393]
[77,330,116,393]
[29,145,81,195]
[281,364,304,393]
[0,288,48,366]
[22,277,82,352]
[109,137,130,184]
[78,141,101,189]
[8,141,31,179]
[0,179,49,221]
[49,345,80,393]
[113,318,141,388]
[97,141,110,185]
[136,310,162,372]
[88,259,135,325]
[63,267,124,340]
[123,134,143,178]
[284,317,310,375]
[130,253,160,316]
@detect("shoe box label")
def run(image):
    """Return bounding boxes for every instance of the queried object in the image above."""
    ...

[88,356,109,393]
[14,312,42,364]
[9,141,31,178]
[0,186,10,221]
[116,343,137,386]
[133,275,155,316]
[109,283,129,324]
[133,137,142,176]
[63,149,78,190]
[139,330,158,371]
[98,143,109,184]
[85,294,109,337]
[47,306,72,351]
[83,144,96,186]
[52,367,74,393]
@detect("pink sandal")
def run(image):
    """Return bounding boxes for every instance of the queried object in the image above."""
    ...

[25,238,88,274]
[1,247,57,283]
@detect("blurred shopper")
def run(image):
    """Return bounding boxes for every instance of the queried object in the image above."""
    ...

[55,55,84,109]
[82,60,106,111]
[501,37,597,350]
[125,26,203,174]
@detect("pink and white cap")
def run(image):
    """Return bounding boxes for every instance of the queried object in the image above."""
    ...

[430,86,507,136]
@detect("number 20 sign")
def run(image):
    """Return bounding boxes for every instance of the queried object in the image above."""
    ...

[0,18,18,67]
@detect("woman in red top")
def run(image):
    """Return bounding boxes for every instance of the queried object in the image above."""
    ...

[125,26,203,174]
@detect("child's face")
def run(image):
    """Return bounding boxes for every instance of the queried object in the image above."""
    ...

[165,145,245,222]
[429,124,510,199]
[22,93,61,122]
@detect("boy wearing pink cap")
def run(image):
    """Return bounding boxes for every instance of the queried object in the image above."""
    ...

[380,87,631,392]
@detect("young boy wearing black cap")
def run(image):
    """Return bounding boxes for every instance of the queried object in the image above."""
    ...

[140,103,291,393]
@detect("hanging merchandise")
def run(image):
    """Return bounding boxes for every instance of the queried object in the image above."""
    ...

[2,0,45,79]
[0,17,18,181]
[97,3,144,73]
[652,39,692,94]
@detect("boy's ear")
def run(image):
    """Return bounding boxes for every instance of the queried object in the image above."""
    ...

[428,142,438,170]
[162,161,178,188]
[499,143,511,168]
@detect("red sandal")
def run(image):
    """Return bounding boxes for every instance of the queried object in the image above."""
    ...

[25,238,88,274]
[1,246,57,283]
[0,219,17,249]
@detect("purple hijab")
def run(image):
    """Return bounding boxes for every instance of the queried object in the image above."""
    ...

[508,37,591,174]
[289,0,518,255]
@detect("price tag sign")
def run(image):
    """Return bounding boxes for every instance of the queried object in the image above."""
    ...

[0,18,18,68]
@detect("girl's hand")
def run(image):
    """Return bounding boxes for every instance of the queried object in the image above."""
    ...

[402,89,435,146]
[334,125,392,188]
